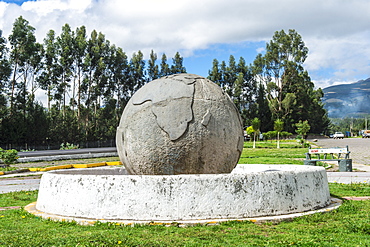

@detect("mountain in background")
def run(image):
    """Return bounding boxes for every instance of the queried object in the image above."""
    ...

[322,78,370,118]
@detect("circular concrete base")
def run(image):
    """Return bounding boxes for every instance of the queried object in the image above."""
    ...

[33,164,331,222]
[25,197,342,226]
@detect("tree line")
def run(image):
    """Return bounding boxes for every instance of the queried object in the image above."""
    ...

[330,116,370,137]
[209,29,329,135]
[0,16,329,150]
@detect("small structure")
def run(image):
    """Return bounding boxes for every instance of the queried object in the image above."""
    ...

[304,146,352,172]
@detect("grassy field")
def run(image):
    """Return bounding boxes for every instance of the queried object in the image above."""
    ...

[240,146,305,165]
[0,141,368,246]
[0,187,369,246]
[239,140,308,165]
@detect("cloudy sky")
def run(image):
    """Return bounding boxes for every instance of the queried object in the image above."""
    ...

[1,0,370,90]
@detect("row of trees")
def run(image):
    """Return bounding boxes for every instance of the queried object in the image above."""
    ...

[0,16,329,149]
[0,16,186,149]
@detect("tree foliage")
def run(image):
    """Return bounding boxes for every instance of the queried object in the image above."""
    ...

[0,16,195,149]
[0,17,330,150]
[207,55,257,127]
[252,29,329,133]
[295,120,311,137]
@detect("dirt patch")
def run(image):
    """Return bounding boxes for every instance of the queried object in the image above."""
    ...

[0,206,21,211]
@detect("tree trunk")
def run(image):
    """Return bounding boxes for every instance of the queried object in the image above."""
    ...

[10,63,18,114]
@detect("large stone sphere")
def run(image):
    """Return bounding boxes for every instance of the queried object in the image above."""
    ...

[116,73,244,175]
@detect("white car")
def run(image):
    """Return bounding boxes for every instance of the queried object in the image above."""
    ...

[362,130,370,138]
[333,132,344,139]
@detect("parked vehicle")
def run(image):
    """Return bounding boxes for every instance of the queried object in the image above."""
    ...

[362,130,370,138]
[333,132,345,139]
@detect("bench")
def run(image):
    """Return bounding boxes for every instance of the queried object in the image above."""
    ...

[304,146,352,172]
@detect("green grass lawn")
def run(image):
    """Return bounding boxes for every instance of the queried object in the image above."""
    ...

[0,141,368,246]
[0,187,369,246]
[239,141,306,165]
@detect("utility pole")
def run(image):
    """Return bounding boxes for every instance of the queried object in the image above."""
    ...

[366,117,368,130]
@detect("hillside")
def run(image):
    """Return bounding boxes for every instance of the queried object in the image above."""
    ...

[322,78,370,118]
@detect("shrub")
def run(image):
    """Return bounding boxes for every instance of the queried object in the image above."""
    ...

[60,142,79,150]
[0,148,19,165]
[263,131,292,140]
[263,131,277,140]
[281,131,293,139]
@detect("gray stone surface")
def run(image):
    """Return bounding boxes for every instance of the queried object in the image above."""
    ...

[116,74,244,175]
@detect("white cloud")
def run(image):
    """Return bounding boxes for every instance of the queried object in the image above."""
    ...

[1,0,370,88]
[305,31,370,87]
[21,0,92,15]
[256,47,265,54]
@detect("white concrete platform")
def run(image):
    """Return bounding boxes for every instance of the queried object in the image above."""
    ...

[25,197,342,226]
[33,164,331,222]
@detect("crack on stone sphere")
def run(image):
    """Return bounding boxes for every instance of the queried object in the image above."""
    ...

[131,77,195,141]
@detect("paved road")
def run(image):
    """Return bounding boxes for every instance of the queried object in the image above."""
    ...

[0,176,41,194]
[18,147,117,158]
[17,147,118,163]
[326,172,369,184]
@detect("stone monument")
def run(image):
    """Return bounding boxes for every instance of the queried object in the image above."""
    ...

[28,73,336,226]
[116,73,244,175]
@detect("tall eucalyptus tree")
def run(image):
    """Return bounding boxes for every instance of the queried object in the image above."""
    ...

[129,50,146,94]
[38,29,59,111]
[148,49,159,81]
[159,53,171,77]
[208,59,222,85]
[252,29,329,132]
[72,26,87,117]
[56,23,74,115]
[171,52,186,74]
[0,29,11,139]
[253,30,307,121]
[82,30,110,140]
[106,45,129,115]
[8,16,39,114]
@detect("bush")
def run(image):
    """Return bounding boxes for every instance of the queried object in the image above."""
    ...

[263,131,277,140]
[280,131,293,139]
[0,148,19,165]
[263,131,292,140]
[60,142,79,150]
